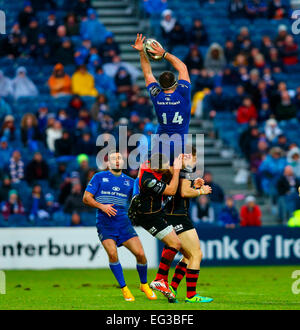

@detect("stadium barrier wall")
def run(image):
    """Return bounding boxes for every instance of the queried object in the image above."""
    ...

[0,227,158,270]
[159,226,300,266]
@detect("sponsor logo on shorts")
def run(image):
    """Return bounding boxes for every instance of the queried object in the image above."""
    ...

[149,227,157,235]
[174,224,183,232]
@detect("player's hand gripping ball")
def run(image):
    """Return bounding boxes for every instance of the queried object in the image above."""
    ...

[143,38,164,61]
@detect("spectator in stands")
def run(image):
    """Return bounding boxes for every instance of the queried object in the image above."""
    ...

[224,39,236,63]
[46,119,63,152]
[265,118,282,143]
[287,147,300,178]
[20,113,40,149]
[240,196,262,226]
[48,63,72,97]
[80,8,107,46]
[0,115,16,142]
[64,183,88,214]
[99,32,120,64]
[268,0,289,19]
[277,165,300,222]
[160,9,176,44]
[143,0,167,16]
[0,71,13,98]
[245,0,268,19]
[7,150,24,184]
[87,53,102,75]
[204,43,226,75]
[71,212,83,226]
[71,64,98,97]
[259,146,286,196]
[32,33,50,64]
[191,195,215,224]
[268,47,283,73]
[250,138,269,194]
[1,189,25,220]
[77,132,96,155]
[0,137,12,167]
[54,37,75,66]
[184,45,204,75]
[203,172,225,219]
[237,96,258,124]
[189,19,207,46]
[57,109,75,130]
[76,154,91,187]
[65,13,80,37]
[67,94,85,119]
[274,24,288,48]
[103,55,140,84]
[25,152,49,184]
[26,17,41,48]
[94,66,116,94]
[275,91,297,121]
[258,101,271,122]
[27,184,46,222]
[168,22,187,49]
[205,86,230,118]
[229,0,246,19]
[114,67,132,94]
[11,67,39,100]
[52,25,67,50]
[50,162,67,190]
[44,193,60,217]
[219,196,240,228]
[54,130,73,157]
[91,93,110,120]
[281,35,299,66]
[44,10,58,41]
[240,125,260,160]
[18,1,35,30]
[273,134,289,151]
[0,175,12,203]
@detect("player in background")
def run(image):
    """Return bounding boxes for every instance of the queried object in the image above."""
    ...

[131,34,191,162]
[165,146,213,303]
[83,151,156,302]
[128,153,183,300]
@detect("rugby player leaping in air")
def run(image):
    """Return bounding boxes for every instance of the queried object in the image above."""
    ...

[132,33,191,161]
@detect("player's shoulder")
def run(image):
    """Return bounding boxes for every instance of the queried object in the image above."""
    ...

[177,79,191,89]
[92,171,108,180]
[121,173,134,183]
[147,82,162,98]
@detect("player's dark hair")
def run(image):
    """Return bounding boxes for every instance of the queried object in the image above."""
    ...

[150,153,169,170]
[184,145,197,156]
[159,71,177,90]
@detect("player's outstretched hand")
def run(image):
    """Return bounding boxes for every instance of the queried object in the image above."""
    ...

[194,178,205,188]
[150,41,166,57]
[200,185,212,195]
[173,154,183,171]
[131,33,146,52]
[100,204,117,217]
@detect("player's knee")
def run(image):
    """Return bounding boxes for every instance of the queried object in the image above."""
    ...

[169,239,181,251]
[135,250,146,264]
[190,247,202,262]
[108,252,118,263]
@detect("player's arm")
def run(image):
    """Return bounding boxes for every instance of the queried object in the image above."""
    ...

[151,42,190,83]
[163,155,183,195]
[131,33,157,86]
[180,179,212,198]
[82,191,117,217]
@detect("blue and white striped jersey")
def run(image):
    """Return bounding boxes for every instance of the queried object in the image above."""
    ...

[85,171,134,224]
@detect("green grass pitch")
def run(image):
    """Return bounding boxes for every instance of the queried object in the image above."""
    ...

[1,265,300,310]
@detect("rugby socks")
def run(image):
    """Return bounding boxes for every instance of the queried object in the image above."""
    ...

[171,260,187,291]
[155,246,178,282]
[186,268,200,299]
[109,261,126,288]
[136,263,148,284]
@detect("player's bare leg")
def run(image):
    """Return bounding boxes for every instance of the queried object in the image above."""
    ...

[102,239,135,302]
[170,229,213,303]
[150,229,181,300]
[123,237,157,300]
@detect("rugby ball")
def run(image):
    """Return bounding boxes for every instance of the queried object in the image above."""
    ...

[143,38,164,61]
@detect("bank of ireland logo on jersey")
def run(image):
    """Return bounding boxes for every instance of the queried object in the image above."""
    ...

[0,271,6,294]
[0,10,6,34]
